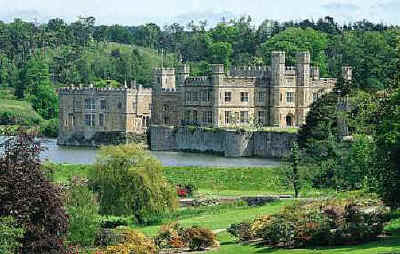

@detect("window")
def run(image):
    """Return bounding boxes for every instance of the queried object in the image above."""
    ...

[240,92,249,102]
[258,92,266,102]
[240,111,249,123]
[203,111,213,124]
[84,98,96,110]
[164,115,169,124]
[225,92,232,102]
[100,100,107,110]
[84,114,95,127]
[258,111,265,125]
[225,111,232,124]
[185,92,191,103]
[286,92,294,103]
[202,90,211,102]
[163,105,169,111]
[99,114,104,126]
[192,92,198,102]
[73,98,81,110]
[68,113,74,127]
[312,93,319,102]
[118,102,122,109]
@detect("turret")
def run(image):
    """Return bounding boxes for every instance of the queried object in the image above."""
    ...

[176,64,190,88]
[211,64,224,86]
[342,66,352,81]
[271,51,285,87]
[296,51,311,86]
[153,68,176,94]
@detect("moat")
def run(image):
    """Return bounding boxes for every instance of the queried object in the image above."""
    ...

[39,139,280,167]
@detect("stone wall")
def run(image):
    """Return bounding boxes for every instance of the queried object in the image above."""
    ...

[57,131,147,147]
[150,126,296,158]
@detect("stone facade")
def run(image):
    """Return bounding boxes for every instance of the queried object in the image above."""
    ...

[152,51,352,128]
[150,125,297,158]
[57,84,151,146]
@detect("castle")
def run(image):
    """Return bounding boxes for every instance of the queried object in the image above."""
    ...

[152,51,352,128]
[57,83,152,146]
[57,51,351,146]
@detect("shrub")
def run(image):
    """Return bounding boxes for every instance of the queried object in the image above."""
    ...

[0,133,69,253]
[39,118,58,138]
[0,216,25,254]
[100,228,157,254]
[65,177,101,248]
[227,222,253,242]
[154,223,218,251]
[89,144,178,225]
[154,222,186,249]
[99,216,134,229]
[229,198,389,248]
[184,226,217,251]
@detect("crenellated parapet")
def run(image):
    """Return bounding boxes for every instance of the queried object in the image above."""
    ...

[184,76,210,86]
[229,66,270,78]
[58,85,152,96]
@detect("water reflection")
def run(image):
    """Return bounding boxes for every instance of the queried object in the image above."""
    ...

[37,139,280,168]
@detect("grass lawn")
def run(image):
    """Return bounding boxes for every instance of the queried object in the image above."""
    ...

[50,163,334,197]
[133,201,289,236]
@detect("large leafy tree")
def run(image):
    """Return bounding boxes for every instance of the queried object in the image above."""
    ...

[259,27,329,75]
[21,56,58,119]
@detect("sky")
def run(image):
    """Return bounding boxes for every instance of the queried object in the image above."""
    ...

[0,0,399,26]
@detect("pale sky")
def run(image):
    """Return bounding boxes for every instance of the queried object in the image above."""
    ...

[0,0,398,26]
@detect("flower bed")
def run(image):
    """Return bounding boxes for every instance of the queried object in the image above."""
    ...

[228,197,389,248]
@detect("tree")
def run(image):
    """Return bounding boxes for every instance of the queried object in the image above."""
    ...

[284,142,302,198]
[89,144,178,224]
[373,89,400,207]
[21,55,58,119]
[208,41,232,65]
[0,132,69,253]
[259,27,328,75]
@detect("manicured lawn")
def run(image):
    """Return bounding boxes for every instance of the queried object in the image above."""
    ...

[50,163,333,197]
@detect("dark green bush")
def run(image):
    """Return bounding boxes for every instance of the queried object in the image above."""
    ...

[99,216,134,229]
[227,222,253,242]
[39,118,58,137]
[89,144,178,225]
[65,177,100,247]
[0,216,25,254]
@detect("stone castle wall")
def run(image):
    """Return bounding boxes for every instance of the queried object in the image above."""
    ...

[149,125,296,158]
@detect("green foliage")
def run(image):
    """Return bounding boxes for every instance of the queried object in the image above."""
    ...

[21,55,58,119]
[230,198,389,248]
[0,216,25,254]
[65,177,101,247]
[39,118,58,137]
[373,89,400,207]
[89,144,178,224]
[260,27,328,75]
[282,142,302,198]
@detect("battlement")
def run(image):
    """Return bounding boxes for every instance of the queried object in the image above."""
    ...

[228,66,270,78]
[58,84,152,95]
[153,68,175,75]
[161,88,177,93]
[285,66,297,75]
[185,76,210,86]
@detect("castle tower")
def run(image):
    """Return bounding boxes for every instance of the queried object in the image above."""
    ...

[153,68,176,93]
[270,52,286,126]
[271,51,285,87]
[211,64,224,86]
[176,64,190,89]
[342,66,352,81]
[296,51,311,87]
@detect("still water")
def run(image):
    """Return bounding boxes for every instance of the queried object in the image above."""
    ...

[36,139,280,168]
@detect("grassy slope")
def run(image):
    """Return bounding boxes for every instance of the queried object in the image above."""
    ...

[0,98,43,124]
